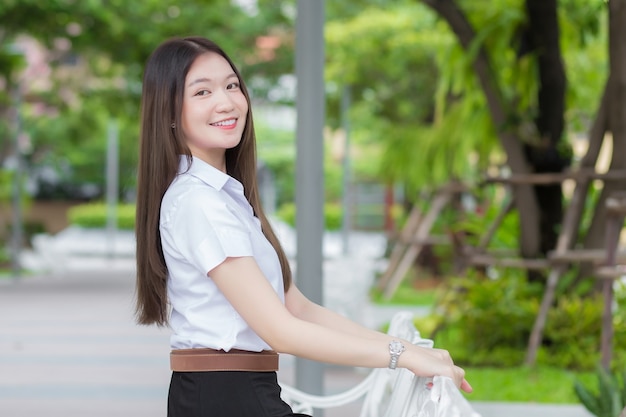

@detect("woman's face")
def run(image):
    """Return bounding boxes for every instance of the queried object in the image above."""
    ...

[181,51,248,170]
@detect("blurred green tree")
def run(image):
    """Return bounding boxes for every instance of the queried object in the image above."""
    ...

[0,0,294,199]
[324,0,610,283]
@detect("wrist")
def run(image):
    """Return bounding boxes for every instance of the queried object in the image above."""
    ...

[388,340,406,370]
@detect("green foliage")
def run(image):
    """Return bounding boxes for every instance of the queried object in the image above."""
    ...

[323,203,343,230]
[0,0,613,260]
[0,170,32,227]
[542,295,604,370]
[0,0,296,200]
[613,282,626,368]
[391,186,520,276]
[326,0,607,192]
[256,123,295,208]
[434,271,539,367]
[256,120,348,208]
[274,202,294,227]
[372,0,606,191]
[24,100,139,198]
[0,170,11,203]
[0,40,26,83]
[325,3,444,187]
[390,1,527,190]
[275,202,343,231]
[465,366,595,403]
[559,0,608,132]
[559,0,607,47]
[452,191,519,250]
[433,270,626,370]
[67,202,135,230]
[0,0,260,68]
[370,280,437,307]
[0,244,9,266]
[382,102,499,190]
[574,365,626,417]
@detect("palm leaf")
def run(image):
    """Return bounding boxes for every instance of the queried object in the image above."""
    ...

[574,379,601,416]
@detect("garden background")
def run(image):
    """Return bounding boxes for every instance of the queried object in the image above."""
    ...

[1,1,625,416]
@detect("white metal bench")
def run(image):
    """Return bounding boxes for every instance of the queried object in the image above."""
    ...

[280,311,481,417]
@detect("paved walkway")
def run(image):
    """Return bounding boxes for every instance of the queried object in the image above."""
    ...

[0,260,593,417]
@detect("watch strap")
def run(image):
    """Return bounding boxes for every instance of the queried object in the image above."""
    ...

[388,340,405,370]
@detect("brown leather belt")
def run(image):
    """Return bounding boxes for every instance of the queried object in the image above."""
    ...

[170,348,279,372]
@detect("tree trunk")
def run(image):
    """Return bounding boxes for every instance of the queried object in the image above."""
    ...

[583,0,626,257]
[522,0,569,281]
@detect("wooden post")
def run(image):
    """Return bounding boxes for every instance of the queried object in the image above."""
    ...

[599,192,626,369]
[377,204,423,291]
[382,190,451,300]
[525,172,594,365]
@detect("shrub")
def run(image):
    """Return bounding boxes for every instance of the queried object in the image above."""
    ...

[433,271,537,367]
[276,202,343,231]
[431,270,626,370]
[67,202,135,230]
[542,295,604,370]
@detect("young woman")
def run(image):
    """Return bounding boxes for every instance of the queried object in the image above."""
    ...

[135,36,472,417]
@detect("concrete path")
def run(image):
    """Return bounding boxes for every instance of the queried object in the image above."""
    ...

[0,268,170,417]
[0,263,593,417]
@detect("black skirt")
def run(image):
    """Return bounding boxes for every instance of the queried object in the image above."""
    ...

[168,371,311,417]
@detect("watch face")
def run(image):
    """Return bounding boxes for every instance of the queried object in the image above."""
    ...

[390,340,404,354]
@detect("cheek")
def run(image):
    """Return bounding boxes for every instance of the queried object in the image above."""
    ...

[180,112,199,141]
[181,106,202,130]
[238,94,249,113]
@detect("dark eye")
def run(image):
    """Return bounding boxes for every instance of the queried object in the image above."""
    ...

[195,89,211,96]
[227,82,240,90]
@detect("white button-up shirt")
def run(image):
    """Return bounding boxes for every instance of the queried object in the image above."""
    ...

[160,156,285,351]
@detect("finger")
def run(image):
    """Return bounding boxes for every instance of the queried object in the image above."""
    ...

[460,378,473,393]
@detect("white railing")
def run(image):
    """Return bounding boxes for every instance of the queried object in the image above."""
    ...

[280,311,481,417]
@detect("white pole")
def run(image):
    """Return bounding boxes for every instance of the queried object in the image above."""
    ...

[295,0,325,411]
[341,86,352,255]
[10,84,23,281]
[105,119,119,258]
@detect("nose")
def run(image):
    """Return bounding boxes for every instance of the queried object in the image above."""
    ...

[215,89,235,112]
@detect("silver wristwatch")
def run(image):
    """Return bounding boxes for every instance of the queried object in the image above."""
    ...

[388,340,406,370]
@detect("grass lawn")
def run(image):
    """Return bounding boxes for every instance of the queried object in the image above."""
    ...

[463,366,595,403]
[370,286,438,306]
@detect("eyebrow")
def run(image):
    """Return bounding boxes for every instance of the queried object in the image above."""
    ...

[187,73,239,88]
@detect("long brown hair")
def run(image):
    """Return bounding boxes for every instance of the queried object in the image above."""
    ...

[135,36,292,326]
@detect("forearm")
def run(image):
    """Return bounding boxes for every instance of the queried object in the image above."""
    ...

[295,298,395,344]
[268,314,459,385]
[286,284,403,344]
[270,315,390,367]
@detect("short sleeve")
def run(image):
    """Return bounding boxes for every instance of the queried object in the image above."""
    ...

[162,188,253,275]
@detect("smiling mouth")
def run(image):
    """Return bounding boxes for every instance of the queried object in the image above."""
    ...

[211,119,236,127]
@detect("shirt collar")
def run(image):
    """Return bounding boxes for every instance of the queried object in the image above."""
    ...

[177,155,231,191]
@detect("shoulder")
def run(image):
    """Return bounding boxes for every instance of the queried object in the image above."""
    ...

[163,174,223,208]
[161,175,242,229]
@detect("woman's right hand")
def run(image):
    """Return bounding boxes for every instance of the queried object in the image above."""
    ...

[401,345,473,393]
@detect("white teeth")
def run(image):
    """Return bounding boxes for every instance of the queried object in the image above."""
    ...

[212,119,236,127]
